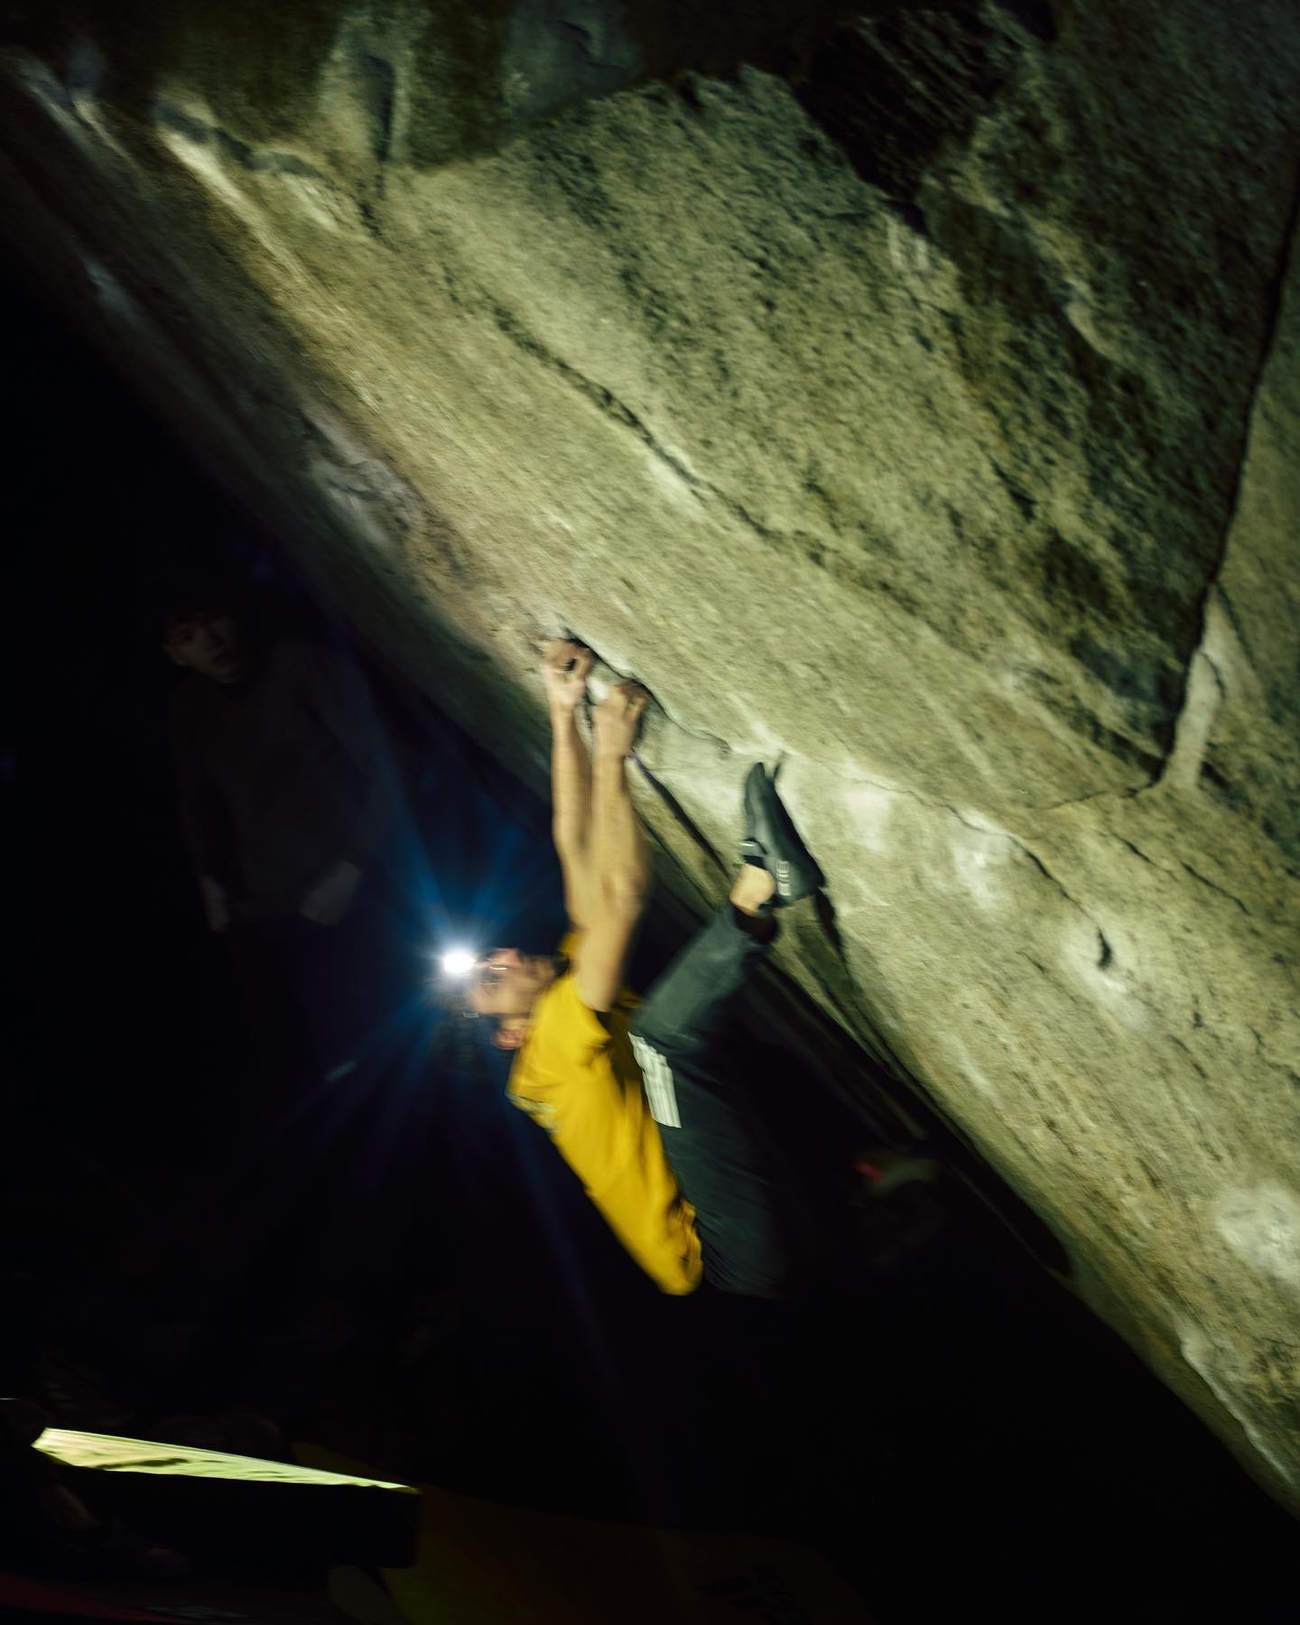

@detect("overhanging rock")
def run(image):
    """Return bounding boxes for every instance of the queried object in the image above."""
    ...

[2,0,1297,1512]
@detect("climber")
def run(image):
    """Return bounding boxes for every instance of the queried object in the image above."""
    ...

[465,640,825,1298]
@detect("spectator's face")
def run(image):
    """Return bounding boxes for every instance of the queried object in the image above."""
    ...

[466,949,554,1022]
[164,611,249,684]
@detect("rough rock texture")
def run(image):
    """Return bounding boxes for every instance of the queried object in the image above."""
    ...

[2,1,1298,1509]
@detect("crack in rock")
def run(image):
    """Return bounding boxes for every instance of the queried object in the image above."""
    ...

[636,764,729,878]
[842,772,1118,968]
[1178,858,1252,916]
[472,280,798,554]
[1118,837,1252,917]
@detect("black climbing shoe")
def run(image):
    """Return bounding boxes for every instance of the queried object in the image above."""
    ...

[739,763,826,907]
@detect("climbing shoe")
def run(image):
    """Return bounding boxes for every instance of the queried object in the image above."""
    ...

[739,763,826,906]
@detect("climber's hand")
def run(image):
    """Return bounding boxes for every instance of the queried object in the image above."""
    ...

[540,640,594,712]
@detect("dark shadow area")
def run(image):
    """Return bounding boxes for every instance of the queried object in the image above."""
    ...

[1,259,1296,1623]
[4,0,1048,198]
[502,0,1060,207]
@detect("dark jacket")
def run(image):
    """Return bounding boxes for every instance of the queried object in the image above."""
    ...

[170,638,393,921]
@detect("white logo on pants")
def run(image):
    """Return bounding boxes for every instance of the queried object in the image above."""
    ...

[630,1035,681,1129]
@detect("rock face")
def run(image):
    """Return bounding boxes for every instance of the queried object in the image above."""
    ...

[2,1,1297,1508]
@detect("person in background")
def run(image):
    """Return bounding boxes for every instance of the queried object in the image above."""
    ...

[163,572,408,1196]
[160,572,416,1293]
[164,579,391,947]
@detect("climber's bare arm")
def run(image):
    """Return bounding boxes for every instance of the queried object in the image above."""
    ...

[541,640,600,931]
[575,682,651,1013]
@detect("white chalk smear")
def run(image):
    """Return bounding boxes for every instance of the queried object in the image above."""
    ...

[1212,1182,1300,1288]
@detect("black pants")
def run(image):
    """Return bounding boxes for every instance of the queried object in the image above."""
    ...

[629,905,798,1298]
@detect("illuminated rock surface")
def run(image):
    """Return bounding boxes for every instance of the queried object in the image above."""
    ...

[1,1,1297,1511]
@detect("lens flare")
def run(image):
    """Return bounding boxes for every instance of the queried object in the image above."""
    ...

[441,948,476,978]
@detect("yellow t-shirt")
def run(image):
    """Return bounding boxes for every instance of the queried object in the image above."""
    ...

[507,939,703,1296]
